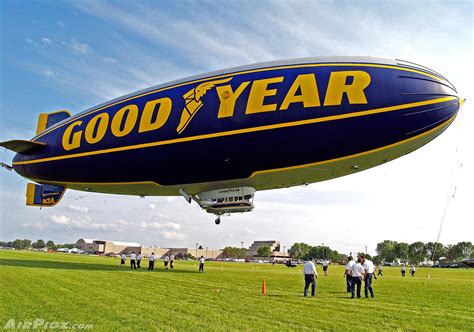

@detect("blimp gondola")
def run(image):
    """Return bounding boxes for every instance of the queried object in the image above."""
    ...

[0,56,463,224]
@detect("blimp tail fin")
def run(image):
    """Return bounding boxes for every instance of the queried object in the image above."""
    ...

[26,183,66,207]
[36,110,72,135]
[0,140,46,153]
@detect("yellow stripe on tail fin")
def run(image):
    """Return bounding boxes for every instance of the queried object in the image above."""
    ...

[36,110,72,135]
[26,183,66,207]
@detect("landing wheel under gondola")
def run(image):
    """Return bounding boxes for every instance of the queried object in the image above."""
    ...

[215,217,221,225]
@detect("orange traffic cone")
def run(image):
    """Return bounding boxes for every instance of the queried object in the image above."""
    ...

[261,278,267,295]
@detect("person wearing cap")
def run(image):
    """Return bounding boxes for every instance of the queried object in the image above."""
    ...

[148,252,155,271]
[130,252,137,270]
[350,257,365,298]
[360,254,375,298]
[344,256,355,292]
[137,252,142,268]
[377,264,383,276]
[303,257,318,297]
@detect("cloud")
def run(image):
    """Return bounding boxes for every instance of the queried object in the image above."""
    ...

[42,69,56,79]
[244,228,255,234]
[49,214,71,225]
[67,205,89,213]
[140,222,181,230]
[22,223,45,229]
[68,38,91,54]
[115,219,128,225]
[103,57,118,63]
[48,214,123,232]
[41,38,53,45]
[57,21,65,27]
[161,231,186,240]
[148,203,156,210]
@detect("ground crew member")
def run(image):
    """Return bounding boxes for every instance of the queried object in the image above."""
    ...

[322,259,329,276]
[344,256,355,292]
[377,264,383,276]
[130,252,137,270]
[199,256,205,272]
[170,254,175,269]
[120,253,126,267]
[164,254,169,269]
[401,265,406,277]
[148,252,155,271]
[137,252,142,268]
[303,257,317,297]
[360,255,375,298]
[350,258,365,298]
[410,265,416,277]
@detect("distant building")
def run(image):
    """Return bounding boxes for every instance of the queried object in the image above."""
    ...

[76,239,141,255]
[248,240,289,261]
[248,240,281,256]
[75,239,222,258]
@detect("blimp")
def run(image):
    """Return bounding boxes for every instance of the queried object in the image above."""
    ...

[1,57,463,224]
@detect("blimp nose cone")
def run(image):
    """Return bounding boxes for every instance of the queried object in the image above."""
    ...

[399,72,460,137]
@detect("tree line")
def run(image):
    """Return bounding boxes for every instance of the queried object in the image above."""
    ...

[375,240,473,264]
[221,240,473,264]
[0,239,76,250]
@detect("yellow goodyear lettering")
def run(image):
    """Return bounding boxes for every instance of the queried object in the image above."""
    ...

[280,74,321,110]
[323,71,371,106]
[139,98,172,133]
[62,121,83,151]
[216,82,250,118]
[111,105,139,137]
[246,77,284,114]
[85,113,109,144]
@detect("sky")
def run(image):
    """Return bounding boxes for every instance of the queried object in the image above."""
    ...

[0,0,473,255]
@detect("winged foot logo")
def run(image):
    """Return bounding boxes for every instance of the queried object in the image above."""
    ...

[177,77,233,134]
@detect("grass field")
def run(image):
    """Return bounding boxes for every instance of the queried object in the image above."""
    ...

[1,250,473,331]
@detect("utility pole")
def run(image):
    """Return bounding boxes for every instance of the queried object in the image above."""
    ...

[322,243,325,260]
[241,241,244,249]
[365,246,368,255]
[195,242,198,258]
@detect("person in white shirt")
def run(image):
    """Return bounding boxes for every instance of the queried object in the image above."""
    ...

[303,257,318,297]
[199,256,205,272]
[344,256,355,293]
[401,265,406,277]
[164,254,169,269]
[120,253,126,267]
[377,264,383,276]
[130,252,137,270]
[137,253,142,269]
[170,254,175,269]
[322,259,329,276]
[350,258,365,298]
[148,253,155,271]
[410,265,416,277]
[360,255,375,298]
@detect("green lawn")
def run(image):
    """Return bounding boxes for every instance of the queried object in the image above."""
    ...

[1,250,473,331]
